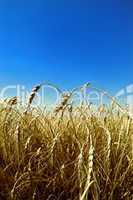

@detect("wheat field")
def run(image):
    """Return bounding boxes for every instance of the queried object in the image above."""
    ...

[0,84,133,200]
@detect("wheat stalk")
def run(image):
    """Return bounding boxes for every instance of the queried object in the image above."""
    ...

[24,84,42,114]
[78,146,84,199]
[14,124,21,162]
[7,96,17,106]
[28,84,42,106]
[54,92,71,114]
[80,135,94,200]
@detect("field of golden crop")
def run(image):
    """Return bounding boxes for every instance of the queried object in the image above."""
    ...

[0,84,133,200]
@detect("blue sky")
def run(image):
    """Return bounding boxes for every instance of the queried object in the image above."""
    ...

[0,0,132,95]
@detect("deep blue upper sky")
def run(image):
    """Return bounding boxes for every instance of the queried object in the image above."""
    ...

[0,0,132,94]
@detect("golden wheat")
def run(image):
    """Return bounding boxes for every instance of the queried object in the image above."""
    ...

[0,83,132,200]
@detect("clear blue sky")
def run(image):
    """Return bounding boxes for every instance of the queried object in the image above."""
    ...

[0,0,132,94]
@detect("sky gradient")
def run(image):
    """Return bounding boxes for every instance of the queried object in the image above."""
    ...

[0,0,132,95]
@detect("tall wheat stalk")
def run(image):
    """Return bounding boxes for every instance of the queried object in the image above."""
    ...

[80,135,94,200]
